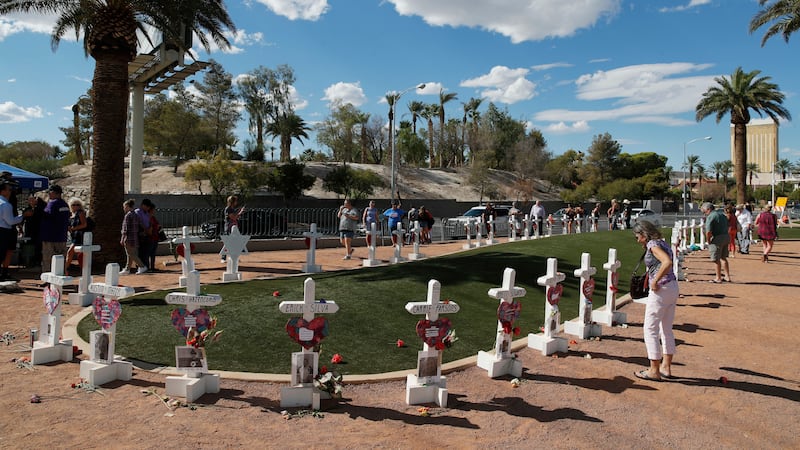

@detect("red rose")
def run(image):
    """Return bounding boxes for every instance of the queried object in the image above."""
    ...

[331,354,343,364]
[320,366,328,374]
[513,327,520,336]
[273,291,280,297]
[396,339,405,348]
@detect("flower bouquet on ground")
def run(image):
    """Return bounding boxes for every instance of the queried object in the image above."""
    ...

[314,366,343,399]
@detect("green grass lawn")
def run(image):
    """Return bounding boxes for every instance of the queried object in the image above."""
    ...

[80,227,791,375]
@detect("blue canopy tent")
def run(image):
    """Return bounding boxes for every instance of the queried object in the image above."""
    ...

[0,162,49,191]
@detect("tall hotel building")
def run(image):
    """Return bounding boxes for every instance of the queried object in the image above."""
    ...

[730,118,779,177]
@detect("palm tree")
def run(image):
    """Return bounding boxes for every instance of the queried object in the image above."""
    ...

[774,158,793,191]
[711,161,724,184]
[267,113,310,162]
[685,154,701,203]
[385,92,400,172]
[695,164,707,201]
[695,67,790,205]
[747,163,760,188]
[407,100,425,135]
[438,89,458,167]
[749,0,800,46]
[356,112,370,163]
[420,104,438,168]
[0,1,236,265]
[460,97,483,166]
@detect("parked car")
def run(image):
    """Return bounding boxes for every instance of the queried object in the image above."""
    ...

[632,208,662,227]
[200,209,288,239]
[445,205,512,238]
[787,204,800,220]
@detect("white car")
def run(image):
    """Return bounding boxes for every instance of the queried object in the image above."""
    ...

[632,208,662,227]
[446,205,512,237]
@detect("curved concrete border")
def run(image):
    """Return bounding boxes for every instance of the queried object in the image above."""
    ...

[63,294,632,384]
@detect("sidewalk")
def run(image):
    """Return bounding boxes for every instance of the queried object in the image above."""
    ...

[0,238,797,448]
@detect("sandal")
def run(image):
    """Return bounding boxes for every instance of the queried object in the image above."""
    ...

[708,279,723,284]
[634,370,662,382]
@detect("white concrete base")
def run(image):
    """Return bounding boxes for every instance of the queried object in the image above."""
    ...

[563,319,602,339]
[280,385,332,409]
[485,238,497,245]
[68,292,94,307]
[31,339,73,365]
[362,259,382,267]
[390,256,406,264]
[301,264,322,273]
[79,359,132,386]
[406,374,448,407]
[527,333,568,356]
[477,350,523,378]
[408,253,426,260]
[221,272,243,282]
[591,307,627,327]
[165,373,220,402]
[462,243,476,250]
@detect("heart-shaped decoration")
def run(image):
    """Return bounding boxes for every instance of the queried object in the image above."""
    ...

[582,278,596,300]
[366,233,372,246]
[43,286,60,315]
[171,308,211,337]
[415,318,452,348]
[304,237,311,249]
[497,300,521,325]
[547,284,563,306]
[92,296,122,330]
[285,317,329,349]
[176,243,197,258]
[611,272,619,290]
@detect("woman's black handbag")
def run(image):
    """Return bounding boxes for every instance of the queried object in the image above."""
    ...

[630,252,649,299]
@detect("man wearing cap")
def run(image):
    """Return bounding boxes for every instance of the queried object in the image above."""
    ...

[40,185,71,273]
[700,202,731,283]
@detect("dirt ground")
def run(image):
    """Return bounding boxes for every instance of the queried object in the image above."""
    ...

[0,238,797,449]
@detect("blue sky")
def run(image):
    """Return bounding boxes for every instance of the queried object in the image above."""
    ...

[1,0,798,172]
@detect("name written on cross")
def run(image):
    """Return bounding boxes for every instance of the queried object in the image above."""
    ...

[279,302,336,314]
[407,303,460,314]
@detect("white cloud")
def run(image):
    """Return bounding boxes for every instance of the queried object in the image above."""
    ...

[659,0,712,13]
[531,62,573,71]
[253,0,329,21]
[543,120,590,135]
[0,13,58,41]
[0,101,45,124]
[535,62,717,126]
[322,82,367,107]
[7,79,16,83]
[388,0,621,43]
[461,66,536,104]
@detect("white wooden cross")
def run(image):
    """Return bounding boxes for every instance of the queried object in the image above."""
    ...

[172,226,202,287]
[474,217,483,244]
[528,258,568,355]
[165,270,222,313]
[485,215,497,244]
[80,263,136,385]
[301,223,322,273]
[591,248,626,326]
[576,214,583,234]
[363,222,382,267]
[69,231,102,306]
[689,219,697,248]
[408,220,426,260]
[31,255,74,364]
[574,253,596,326]
[404,279,460,407]
[279,278,339,323]
[672,224,685,281]
[220,225,250,281]
[698,217,707,248]
[522,214,531,240]
[508,216,518,242]
[488,268,526,356]
[462,218,476,250]
[390,222,406,263]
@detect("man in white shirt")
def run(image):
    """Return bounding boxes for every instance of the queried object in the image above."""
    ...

[0,181,30,280]
[530,201,545,238]
[735,204,753,254]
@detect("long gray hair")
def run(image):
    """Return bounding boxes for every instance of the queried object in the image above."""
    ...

[632,220,662,241]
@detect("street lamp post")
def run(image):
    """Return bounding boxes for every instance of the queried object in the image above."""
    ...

[389,83,425,203]
[682,136,712,217]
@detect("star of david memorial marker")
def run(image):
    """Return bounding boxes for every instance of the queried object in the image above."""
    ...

[220,225,250,281]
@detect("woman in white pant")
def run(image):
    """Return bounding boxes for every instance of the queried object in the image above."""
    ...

[632,220,679,382]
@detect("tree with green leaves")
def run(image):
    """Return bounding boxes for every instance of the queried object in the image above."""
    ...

[237,65,298,161]
[315,102,365,162]
[747,162,761,188]
[420,104,438,167]
[0,0,236,265]
[194,60,240,157]
[774,158,794,191]
[143,85,210,172]
[407,100,425,135]
[437,89,458,167]
[749,0,800,46]
[696,67,790,205]
[266,112,310,164]
[184,151,269,206]
[265,159,316,205]
[396,124,428,167]
[581,132,621,186]
[467,149,498,203]
[461,97,483,165]
[322,165,384,201]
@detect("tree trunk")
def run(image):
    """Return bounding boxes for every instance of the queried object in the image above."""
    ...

[89,51,129,266]
[733,122,747,205]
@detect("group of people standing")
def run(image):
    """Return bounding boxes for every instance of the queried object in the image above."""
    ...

[337,197,437,260]
[119,198,162,275]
